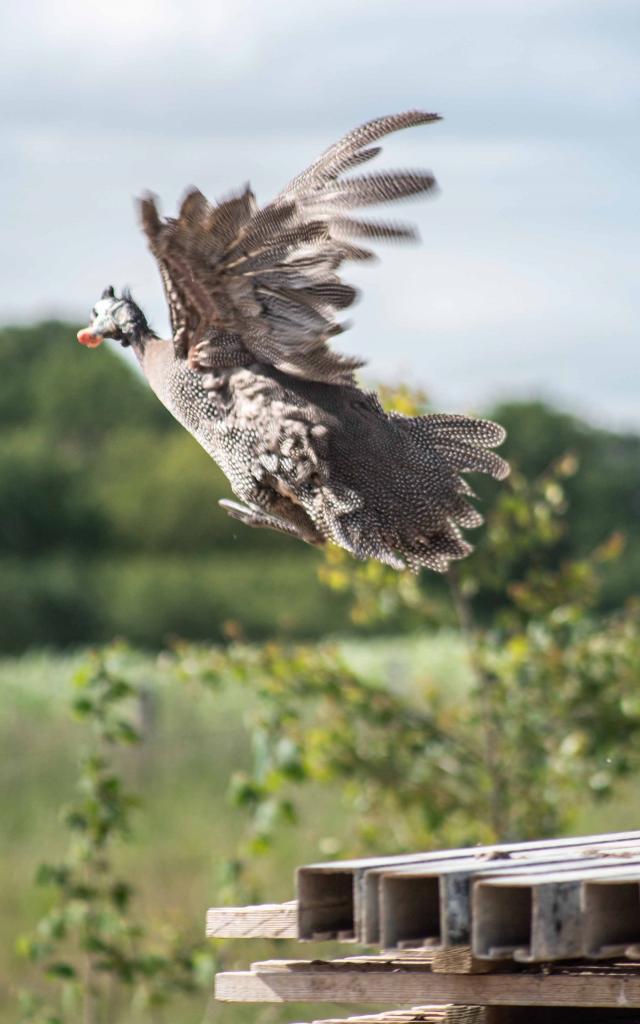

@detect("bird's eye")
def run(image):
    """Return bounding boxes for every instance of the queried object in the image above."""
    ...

[91,308,97,318]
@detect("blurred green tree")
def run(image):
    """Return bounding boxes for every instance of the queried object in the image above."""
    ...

[0,323,332,648]
[1,322,638,649]
[493,400,640,609]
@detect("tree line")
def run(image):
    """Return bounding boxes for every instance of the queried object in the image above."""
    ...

[0,320,638,650]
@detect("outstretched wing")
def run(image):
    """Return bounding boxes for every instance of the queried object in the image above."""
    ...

[139,110,440,381]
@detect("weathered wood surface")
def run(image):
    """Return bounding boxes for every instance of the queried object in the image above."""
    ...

[215,957,640,1006]
[249,950,437,972]
[299,832,640,876]
[376,846,640,950]
[430,946,514,975]
[287,1005,488,1024]
[289,1010,640,1024]
[206,901,298,939]
[299,833,640,944]
[472,864,640,963]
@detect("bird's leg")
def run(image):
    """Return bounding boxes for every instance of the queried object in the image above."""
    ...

[218,500,323,546]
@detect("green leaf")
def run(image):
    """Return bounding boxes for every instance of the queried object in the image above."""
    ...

[46,962,77,979]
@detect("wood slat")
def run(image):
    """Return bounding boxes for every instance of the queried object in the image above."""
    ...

[299,832,640,875]
[250,950,437,972]
[206,901,298,939]
[290,1012,640,1024]
[287,1005,489,1024]
[430,946,514,975]
[290,1011,640,1024]
[215,959,640,1006]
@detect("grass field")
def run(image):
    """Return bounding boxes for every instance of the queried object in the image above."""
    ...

[2,640,637,1023]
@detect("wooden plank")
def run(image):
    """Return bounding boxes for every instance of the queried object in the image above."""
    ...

[430,946,514,975]
[299,832,640,875]
[214,962,640,1006]
[287,1005,490,1024]
[250,950,437,972]
[206,901,298,939]
[489,1014,640,1023]
[299,1013,640,1024]
[491,1013,640,1023]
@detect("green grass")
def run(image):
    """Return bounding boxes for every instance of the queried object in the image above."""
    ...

[2,643,436,1023]
[3,641,640,1024]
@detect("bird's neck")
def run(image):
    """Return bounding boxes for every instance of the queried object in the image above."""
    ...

[117,298,160,362]
[127,325,161,364]
[134,334,176,390]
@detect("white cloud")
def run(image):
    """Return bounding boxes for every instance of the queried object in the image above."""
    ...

[0,0,638,428]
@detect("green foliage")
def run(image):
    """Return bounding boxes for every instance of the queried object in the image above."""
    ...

[0,431,107,556]
[1,322,639,649]
[7,330,640,1015]
[173,595,640,874]
[173,640,484,858]
[492,401,640,609]
[93,428,238,552]
[165,389,640,896]
[15,389,640,1016]
[0,321,169,438]
[18,647,215,1024]
[0,552,346,652]
[0,559,99,650]
[0,321,339,648]
[91,552,346,646]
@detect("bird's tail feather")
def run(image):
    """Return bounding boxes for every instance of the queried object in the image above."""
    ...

[322,411,509,573]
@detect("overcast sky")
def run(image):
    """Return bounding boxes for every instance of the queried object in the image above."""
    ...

[2,0,638,427]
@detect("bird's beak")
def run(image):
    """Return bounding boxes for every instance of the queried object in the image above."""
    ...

[77,328,104,348]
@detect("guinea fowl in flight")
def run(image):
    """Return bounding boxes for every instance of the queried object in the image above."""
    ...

[77,110,509,572]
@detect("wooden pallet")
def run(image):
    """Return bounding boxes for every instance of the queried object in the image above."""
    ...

[208,835,640,1022]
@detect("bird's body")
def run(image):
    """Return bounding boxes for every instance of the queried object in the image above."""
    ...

[138,339,506,570]
[78,110,509,572]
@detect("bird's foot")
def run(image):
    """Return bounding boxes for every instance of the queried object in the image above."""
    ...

[219,499,321,545]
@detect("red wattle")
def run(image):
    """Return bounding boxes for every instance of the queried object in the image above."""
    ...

[77,329,104,348]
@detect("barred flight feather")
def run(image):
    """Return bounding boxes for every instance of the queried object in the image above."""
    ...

[309,170,437,209]
[278,110,441,197]
[232,201,298,252]
[331,217,418,242]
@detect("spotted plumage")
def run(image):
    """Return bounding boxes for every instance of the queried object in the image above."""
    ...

[78,110,509,572]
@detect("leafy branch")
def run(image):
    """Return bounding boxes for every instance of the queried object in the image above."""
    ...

[19,646,214,1024]
[173,390,640,891]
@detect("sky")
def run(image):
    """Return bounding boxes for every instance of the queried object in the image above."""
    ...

[2,0,639,428]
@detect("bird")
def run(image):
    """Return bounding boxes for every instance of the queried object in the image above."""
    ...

[77,110,509,573]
